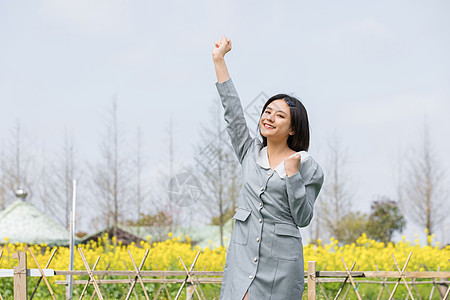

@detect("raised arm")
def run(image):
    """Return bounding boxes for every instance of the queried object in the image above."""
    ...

[213,36,253,163]
[212,35,232,83]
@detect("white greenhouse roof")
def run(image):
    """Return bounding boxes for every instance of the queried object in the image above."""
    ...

[0,200,71,246]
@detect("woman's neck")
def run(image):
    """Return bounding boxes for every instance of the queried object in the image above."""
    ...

[266,139,293,157]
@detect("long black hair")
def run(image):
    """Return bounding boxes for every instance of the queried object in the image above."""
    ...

[260,94,310,152]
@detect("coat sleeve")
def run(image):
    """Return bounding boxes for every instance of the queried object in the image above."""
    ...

[215,78,253,164]
[285,156,324,227]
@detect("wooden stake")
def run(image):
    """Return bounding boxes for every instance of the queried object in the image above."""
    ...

[179,252,204,299]
[128,249,150,300]
[334,261,356,300]
[174,252,201,300]
[78,248,104,300]
[389,252,414,300]
[28,248,56,300]
[308,261,316,300]
[375,263,393,300]
[13,252,28,300]
[340,257,362,300]
[343,266,359,300]
[406,265,422,300]
[178,253,202,300]
[90,262,110,300]
[443,285,449,300]
[79,256,100,299]
[120,260,139,300]
[195,265,208,300]
[30,248,57,300]
[125,249,150,300]
[153,265,172,300]
[425,265,439,300]
[317,264,329,300]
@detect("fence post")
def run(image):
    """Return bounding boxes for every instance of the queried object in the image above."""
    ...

[186,283,194,300]
[13,251,28,300]
[308,261,316,300]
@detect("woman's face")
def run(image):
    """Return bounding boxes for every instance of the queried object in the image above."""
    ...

[259,99,294,143]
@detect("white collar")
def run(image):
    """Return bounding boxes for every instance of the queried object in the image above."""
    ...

[256,146,310,178]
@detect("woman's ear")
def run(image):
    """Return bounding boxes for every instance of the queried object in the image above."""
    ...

[289,129,295,136]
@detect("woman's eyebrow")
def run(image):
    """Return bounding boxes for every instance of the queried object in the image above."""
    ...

[266,106,287,115]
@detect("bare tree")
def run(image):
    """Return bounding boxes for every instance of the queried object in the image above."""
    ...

[131,127,149,235]
[91,97,131,236]
[318,134,355,242]
[165,116,178,229]
[37,141,53,215]
[307,203,323,244]
[155,115,183,232]
[41,130,82,229]
[1,120,36,205]
[401,123,447,242]
[134,127,145,222]
[60,131,80,229]
[195,99,241,246]
[307,140,325,245]
[0,149,10,209]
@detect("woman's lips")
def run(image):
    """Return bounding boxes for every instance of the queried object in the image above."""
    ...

[263,123,275,129]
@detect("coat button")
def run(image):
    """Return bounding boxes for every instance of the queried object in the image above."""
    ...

[249,275,253,279]
[259,202,263,207]
[254,257,258,262]
[256,237,260,242]
[260,187,264,191]
[259,218,262,223]
[267,172,271,175]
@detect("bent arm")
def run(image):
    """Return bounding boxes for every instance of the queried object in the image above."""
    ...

[285,157,324,227]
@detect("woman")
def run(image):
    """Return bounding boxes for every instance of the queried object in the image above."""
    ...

[213,35,324,300]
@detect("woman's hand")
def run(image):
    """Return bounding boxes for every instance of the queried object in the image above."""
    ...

[285,154,301,177]
[212,35,232,61]
[212,35,232,82]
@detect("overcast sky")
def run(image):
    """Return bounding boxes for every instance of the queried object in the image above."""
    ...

[1,1,449,243]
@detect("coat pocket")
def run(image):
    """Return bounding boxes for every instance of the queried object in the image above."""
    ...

[271,223,302,260]
[232,207,251,246]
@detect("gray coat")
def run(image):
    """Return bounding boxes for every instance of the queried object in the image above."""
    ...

[216,78,324,300]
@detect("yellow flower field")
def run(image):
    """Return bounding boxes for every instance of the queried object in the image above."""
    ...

[0,233,449,299]
[304,234,450,272]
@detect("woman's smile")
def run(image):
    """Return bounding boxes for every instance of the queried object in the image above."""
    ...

[263,123,276,129]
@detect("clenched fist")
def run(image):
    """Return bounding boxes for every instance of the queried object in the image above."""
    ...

[212,35,232,61]
[284,153,301,177]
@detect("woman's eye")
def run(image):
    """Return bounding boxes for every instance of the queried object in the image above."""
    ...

[278,115,284,118]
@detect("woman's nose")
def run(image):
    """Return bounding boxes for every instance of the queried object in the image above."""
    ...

[267,113,275,121]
